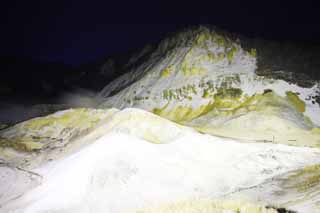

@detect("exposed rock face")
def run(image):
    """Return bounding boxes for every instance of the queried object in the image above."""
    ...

[240,37,320,83]
[98,26,320,146]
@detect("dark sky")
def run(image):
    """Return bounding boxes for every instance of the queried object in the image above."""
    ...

[1,0,320,65]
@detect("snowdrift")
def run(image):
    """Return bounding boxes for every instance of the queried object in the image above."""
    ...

[0,108,320,212]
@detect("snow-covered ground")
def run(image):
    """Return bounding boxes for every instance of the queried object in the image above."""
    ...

[1,109,320,212]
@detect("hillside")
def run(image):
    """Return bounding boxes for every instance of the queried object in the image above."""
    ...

[98,26,320,146]
[1,108,320,212]
[1,26,320,213]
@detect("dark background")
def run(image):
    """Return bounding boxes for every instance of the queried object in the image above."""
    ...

[1,1,320,66]
[0,0,319,124]
[0,0,319,100]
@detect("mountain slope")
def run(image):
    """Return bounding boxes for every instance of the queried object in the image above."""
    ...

[98,26,320,147]
[1,108,320,213]
[0,108,189,168]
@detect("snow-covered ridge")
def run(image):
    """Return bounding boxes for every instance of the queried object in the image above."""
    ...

[0,108,190,168]
[1,107,320,212]
[97,26,320,146]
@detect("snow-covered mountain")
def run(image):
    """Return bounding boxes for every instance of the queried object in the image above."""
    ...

[1,26,320,213]
[98,26,320,147]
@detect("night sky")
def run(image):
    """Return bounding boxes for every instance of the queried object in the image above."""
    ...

[1,0,320,66]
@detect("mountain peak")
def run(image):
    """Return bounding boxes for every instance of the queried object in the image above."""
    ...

[156,25,244,56]
[98,25,320,146]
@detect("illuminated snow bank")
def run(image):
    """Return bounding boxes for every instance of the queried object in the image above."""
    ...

[1,109,320,212]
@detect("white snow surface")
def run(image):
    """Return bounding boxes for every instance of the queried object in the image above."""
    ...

[2,116,320,213]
